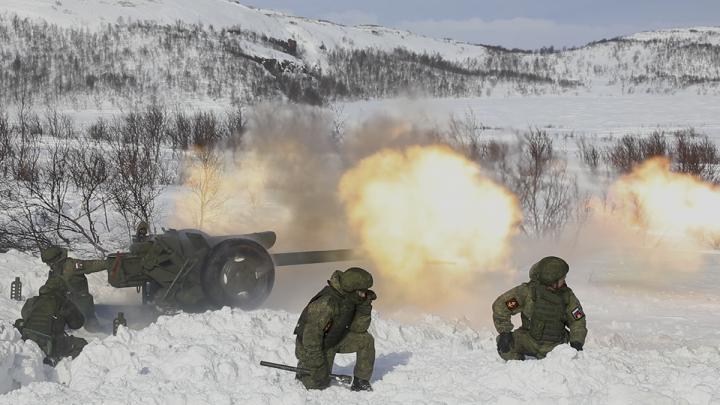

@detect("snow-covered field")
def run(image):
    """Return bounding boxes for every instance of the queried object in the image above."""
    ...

[343,94,720,139]
[1,248,720,404]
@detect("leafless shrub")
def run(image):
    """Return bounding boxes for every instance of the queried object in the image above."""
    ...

[185,147,227,229]
[0,137,110,252]
[167,110,193,150]
[576,137,601,172]
[0,110,13,177]
[165,108,245,152]
[107,113,169,230]
[641,131,670,158]
[44,109,76,139]
[68,143,112,247]
[88,118,111,141]
[223,107,246,151]
[445,109,486,162]
[673,129,719,182]
[192,111,222,148]
[509,129,580,237]
[603,132,670,173]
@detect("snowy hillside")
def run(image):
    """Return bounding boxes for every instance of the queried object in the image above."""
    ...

[1,0,493,66]
[1,0,720,109]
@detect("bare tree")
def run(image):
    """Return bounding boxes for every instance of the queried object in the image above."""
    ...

[68,142,112,247]
[186,147,226,229]
[673,130,719,182]
[107,113,169,233]
[510,129,579,238]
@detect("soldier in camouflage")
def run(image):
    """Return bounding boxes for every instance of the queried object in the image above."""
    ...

[294,267,376,391]
[40,246,109,331]
[492,256,587,360]
[129,221,154,256]
[14,277,87,365]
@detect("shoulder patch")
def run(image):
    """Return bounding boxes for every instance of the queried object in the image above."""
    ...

[571,306,585,320]
[505,298,519,311]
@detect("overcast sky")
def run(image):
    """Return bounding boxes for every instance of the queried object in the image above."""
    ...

[245,0,720,49]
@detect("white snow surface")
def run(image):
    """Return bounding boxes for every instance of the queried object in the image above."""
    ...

[1,249,720,404]
[1,0,492,66]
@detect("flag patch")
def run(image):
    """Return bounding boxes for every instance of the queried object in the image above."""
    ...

[571,306,585,320]
[505,298,519,310]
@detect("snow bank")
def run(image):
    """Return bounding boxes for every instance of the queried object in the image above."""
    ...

[2,241,720,404]
[0,322,47,395]
[0,250,54,322]
[0,302,717,404]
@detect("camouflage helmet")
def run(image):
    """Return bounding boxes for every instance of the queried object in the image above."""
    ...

[40,246,68,264]
[338,267,373,292]
[136,221,149,235]
[39,276,68,296]
[530,256,569,286]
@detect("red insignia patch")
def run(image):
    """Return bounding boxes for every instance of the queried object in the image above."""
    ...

[505,298,519,310]
[571,307,585,320]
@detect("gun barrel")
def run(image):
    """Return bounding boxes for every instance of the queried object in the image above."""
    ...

[271,249,361,267]
[259,361,353,384]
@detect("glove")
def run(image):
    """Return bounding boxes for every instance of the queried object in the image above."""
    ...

[497,332,513,353]
[570,341,583,351]
[366,289,377,301]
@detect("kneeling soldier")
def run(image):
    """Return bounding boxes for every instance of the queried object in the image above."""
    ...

[492,256,587,360]
[14,277,87,365]
[40,246,108,331]
[294,267,376,391]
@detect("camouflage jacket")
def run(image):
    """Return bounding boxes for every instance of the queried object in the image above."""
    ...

[492,281,587,344]
[19,291,85,336]
[294,273,373,367]
[50,258,109,278]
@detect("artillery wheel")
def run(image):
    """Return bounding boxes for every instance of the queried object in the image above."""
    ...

[201,240,275,309]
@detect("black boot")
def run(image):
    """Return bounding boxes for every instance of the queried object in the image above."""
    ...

[351,377,372,392]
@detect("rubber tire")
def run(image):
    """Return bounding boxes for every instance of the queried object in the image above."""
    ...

[200,239,275,309]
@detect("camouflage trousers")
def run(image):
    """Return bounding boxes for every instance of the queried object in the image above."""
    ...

[296,331,375,387]
[497,329,564,361]
[23,330,88,363]
[65,274,97,321]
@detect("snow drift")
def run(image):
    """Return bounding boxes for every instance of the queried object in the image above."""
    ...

[1,249,720,404]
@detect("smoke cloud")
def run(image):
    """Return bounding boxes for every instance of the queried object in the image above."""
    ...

[169,104,720,321]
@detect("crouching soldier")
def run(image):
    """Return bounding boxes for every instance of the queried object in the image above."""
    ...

[294,267,376,391]
[40,246,109,331]
[492,256,587,361]
[14,277,87,365]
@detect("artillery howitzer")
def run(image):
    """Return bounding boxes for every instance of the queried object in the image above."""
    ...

[78,229,355,310]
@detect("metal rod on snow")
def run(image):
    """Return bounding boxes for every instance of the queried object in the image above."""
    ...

[260,361,353,384]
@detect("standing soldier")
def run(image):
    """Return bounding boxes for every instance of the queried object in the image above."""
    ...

[130,221,154,256]
[134,221,150,243]
[14,277,87,365]
[40,246,109,331]
[492,256,587,360]
[294,267,376,391]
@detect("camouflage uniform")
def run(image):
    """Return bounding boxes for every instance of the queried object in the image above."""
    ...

[294,267,376,391]
[492,256,587,361]
[14,277,87,365]
[130,221,154,256]
[41,246,109,327]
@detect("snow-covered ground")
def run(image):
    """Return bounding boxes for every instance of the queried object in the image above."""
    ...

[341,94,720,139]
[1,248,720,404]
